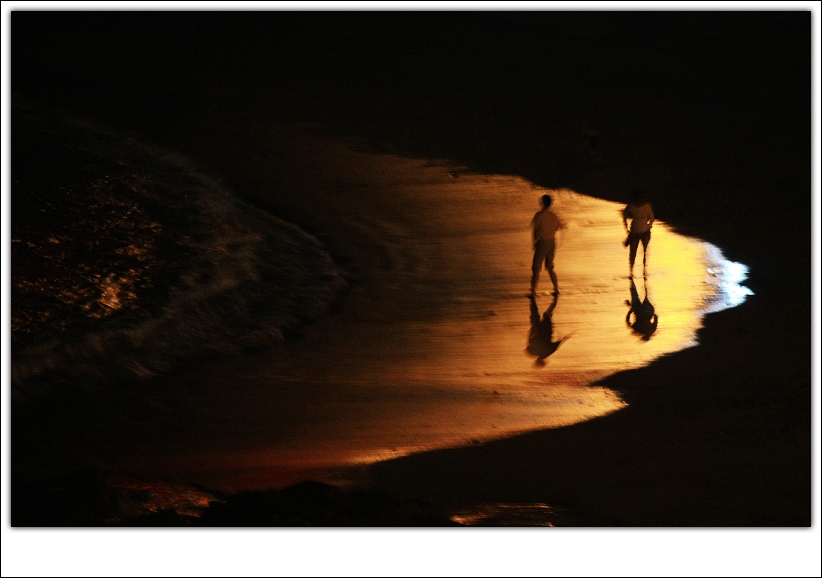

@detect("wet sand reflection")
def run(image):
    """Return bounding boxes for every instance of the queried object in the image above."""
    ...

[116,134,751,491]
[626,278,658,341]
[526,294,567,366]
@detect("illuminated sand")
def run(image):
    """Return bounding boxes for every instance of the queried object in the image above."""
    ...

[115,130,750,491]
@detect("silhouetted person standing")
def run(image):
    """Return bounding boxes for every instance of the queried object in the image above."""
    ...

[530,194,565,296]
[622,189,655,277]
[625,277,658,340]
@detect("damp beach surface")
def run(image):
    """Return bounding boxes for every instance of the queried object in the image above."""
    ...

[45,124,753,495]
[12,117,763,519]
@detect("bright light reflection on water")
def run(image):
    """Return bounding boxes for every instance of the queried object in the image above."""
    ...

[702,244,754,313]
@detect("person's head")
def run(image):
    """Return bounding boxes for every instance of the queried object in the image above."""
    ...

[631,189,648,204]
[540,194,553,209]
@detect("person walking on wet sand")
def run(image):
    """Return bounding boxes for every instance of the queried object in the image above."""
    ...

[530,194,565,296]
[622,189,655,277]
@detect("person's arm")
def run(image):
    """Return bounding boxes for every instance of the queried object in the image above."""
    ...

[622,206,630,232]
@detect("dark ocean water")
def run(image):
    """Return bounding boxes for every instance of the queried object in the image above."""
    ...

[11,104,347,402]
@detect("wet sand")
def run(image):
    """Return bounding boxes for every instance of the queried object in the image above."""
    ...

[16,122,722,490]
[149,104,811,527]
[13,110,802,529]
[35,112,798,529]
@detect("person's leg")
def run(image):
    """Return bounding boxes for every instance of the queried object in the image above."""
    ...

[530,240,548,294]
[544,240,559,294]
[640,232,651,276]
[630,278,640,308]
[548,270,559,294]
[628,234,640,275]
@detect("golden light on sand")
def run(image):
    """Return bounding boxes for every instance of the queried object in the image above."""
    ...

[103,135,752,493]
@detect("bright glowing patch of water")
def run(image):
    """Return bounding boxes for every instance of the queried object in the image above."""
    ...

[702,244,754,314]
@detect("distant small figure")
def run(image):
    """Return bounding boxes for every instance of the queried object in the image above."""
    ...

[530,194,566,296]
[622,189,655,277]
[526,293,566,366]
[625,278,658,341]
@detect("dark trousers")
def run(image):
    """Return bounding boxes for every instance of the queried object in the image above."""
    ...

[531,238,557,291]
[628,230,651,268]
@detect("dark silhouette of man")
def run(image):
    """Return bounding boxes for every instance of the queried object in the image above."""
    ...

[622,189,655,277]
[625,278,658,341]
[530,194,565,296]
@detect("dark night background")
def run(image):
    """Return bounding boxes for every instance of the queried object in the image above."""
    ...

[11,10,812,258]
[6,5,818,575]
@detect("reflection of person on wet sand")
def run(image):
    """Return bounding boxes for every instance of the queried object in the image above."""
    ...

[526,294,568,366]
[622,189,655,277]
[530,194,565,296]
[625,278,658,341]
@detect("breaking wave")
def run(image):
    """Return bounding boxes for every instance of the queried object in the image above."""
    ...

[11,104,347,402]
